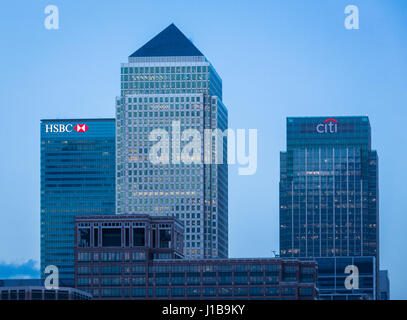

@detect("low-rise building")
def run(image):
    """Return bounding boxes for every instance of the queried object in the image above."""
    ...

[75,215,317,300]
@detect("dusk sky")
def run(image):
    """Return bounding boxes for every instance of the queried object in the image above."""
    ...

[0,0,406,299]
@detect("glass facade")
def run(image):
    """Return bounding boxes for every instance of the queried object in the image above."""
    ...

[280,116,379,298]
[40,119,116,283]
[115,24,228,259]
[314,257,376,300]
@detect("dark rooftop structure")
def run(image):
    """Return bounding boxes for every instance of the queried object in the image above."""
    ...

[129,23,203,58]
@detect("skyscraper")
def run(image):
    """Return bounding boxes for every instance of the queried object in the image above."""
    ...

[40,119,116,284]
[115,24,228,259]
[279,116,379,299]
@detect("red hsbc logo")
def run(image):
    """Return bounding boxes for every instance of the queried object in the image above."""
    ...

[74,124,88,132]
[45,123,88,133]
[316,119,338,134]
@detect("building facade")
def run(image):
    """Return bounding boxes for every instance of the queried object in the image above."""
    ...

[379,269,390,300]
[312,257,376,300]
[115,24,228,259]
[279,116,379,299]
[75,215,317,300]
[0,279,91,300]
[41,119,116,284]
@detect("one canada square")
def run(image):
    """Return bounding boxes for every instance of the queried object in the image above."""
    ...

[115,24,228,259]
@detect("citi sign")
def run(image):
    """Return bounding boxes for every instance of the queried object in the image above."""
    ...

[45,124,88,133]
[316,119,338,134]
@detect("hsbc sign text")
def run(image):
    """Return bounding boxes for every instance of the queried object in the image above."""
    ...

[45,124,88,133]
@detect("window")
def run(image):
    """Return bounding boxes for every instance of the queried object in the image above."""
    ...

[159,229,171,248]
[132,265,146,274]
[283,265,298,282]
[31,290,43,300]
[250,272,264,284]
[219,272,232,285]
[300,267,314,282]
[282,286,296,296]
[265,287,279,296]
[171,273,185,285]
[101,277,121,286]
[203,287,216,297]
[77,277,91,286]
[203,272,216,285]
[132,276,146,286]
[132,251,145,261]
[78,252,91,262]
[102,228,121,247]
[234,287,248,297]
[171,288,185,297]
[101,266,121,275]
[155,288,169,297]
[299,287,313,297]
[234,272,248,285]
[101,288,121,297]
[78,228,90,247]
[249,287,264,296]
[155,274,169,285]
[186,273,201,285]
[218,287,232,297]
[78,266,91,275]
[132,288,146,297]
[94,229,98,247]
[187,287,200,297]
[125,228,129,247]
[133,228,145,246]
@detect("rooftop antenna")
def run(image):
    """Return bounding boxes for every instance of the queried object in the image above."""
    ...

[271,250,280,258]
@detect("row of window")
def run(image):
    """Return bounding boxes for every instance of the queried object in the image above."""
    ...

[95,286,312,298]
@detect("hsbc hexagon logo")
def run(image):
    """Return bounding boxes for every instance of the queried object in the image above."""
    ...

[316,118,338,134]
[45,123,89,133]
[74,124,88,132]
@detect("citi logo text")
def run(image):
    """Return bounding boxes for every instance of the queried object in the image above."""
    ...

[45,124,88,133]
[316,118,338,134]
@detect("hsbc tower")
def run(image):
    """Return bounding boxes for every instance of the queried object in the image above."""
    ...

[279,116,379,299]
[40,118,116,284]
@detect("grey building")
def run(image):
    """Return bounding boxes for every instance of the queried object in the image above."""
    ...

[115,24,228,259]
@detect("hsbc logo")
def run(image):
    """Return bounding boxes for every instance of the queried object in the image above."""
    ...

[316,118,338,134]
[45,123,88,133]
[74,124,88,132]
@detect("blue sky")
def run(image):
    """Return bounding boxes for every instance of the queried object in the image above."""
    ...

[0,0,406,299]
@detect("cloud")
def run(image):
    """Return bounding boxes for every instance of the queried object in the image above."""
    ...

[0,259,40,279]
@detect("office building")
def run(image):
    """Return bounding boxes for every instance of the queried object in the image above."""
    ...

[0,279,91,300]
[115,24,228,259]
[379,270,390,300]
[280,116,379,299]
[314,256,376,300]
[41,119,116,284]
[75,215,317,300]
